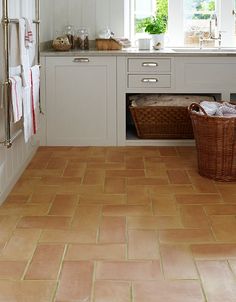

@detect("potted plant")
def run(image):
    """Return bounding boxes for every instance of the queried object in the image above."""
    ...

[144,15,167,49]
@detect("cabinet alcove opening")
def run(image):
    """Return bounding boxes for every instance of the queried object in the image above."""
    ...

[230,94,236,105]
[126,93,222,141]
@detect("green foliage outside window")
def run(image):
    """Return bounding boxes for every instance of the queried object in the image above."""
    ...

[135,0,168,33]
[192,0,215,19]
[135,0,215,33]
[144,15,168,34]
[185,0,215,11]
[157,0,168,17]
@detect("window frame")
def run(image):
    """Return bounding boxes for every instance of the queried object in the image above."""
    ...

[129,0,156,42]
[127,0,236,47]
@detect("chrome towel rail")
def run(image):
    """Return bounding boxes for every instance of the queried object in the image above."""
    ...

[0,0,41,148]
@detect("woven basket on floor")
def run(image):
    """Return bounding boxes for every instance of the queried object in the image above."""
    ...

[130,106,194,139]
[189,103,236,182]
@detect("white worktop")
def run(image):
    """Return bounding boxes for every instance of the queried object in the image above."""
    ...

[41,47,236,57]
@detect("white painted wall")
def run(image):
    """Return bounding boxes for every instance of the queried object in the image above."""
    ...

[40,0,236,45]
[0,0,39,203]
[40,0,125,42]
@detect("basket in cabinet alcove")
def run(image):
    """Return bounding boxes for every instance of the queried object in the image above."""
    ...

[129,94,215,139]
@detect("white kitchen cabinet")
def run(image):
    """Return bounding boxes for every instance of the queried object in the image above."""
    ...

[117,55,236,146]
[175,57,236,95]
[45,56,116,146]
[128,58,171,73]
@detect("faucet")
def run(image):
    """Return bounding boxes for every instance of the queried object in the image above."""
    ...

[199,14,222,49]
[199,32,222,49]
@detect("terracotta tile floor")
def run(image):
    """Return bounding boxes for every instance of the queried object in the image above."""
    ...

[1,146,236,301]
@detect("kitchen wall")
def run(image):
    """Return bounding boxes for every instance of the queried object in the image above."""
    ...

[0,0,38,203]
[40,0,125,42]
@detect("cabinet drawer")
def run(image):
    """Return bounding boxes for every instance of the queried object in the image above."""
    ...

[128,74,171,88]
[128,58,171,73]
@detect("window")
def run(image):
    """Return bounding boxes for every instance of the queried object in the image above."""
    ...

[131,0,156,40]
[129,0,236,47]
[183,0,216,46]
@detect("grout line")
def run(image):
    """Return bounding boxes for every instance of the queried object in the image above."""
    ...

[90,260,97,302]
[0,215,24,257]
[21,229,43,280]
[46,196,55,215]
[95,203,104,245]
[157,230,164,279]
[150,189,154,216]
[202,206,213,231]
[51,280,59,302]
[56,243,68,280]
[125,216,128,260]
[125,177,128,205]
[50,243,69,301]
[194,258,209,302]
[69,194,81,229]
[227,259,236,280]
[80,162,87,186]
[208,222,218,242]
[27,192,34,203]
[130,281,133,302]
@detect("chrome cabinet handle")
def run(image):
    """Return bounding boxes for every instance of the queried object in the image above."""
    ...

[142,78,158,83]
[73,58,90,63]
[142,62,158,67]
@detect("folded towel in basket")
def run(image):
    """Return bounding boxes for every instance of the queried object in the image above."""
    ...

[218,102,236,116]
[199,101,219,116]
[200,101,236,117]
[130,94,215,107]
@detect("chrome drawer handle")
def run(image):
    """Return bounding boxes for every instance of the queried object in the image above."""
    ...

[142,62,158,67]
[73,58,89,63]
[142,78,158,83]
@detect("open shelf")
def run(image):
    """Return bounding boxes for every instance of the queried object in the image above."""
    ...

[125,93,223,146]
[126,124,195,146]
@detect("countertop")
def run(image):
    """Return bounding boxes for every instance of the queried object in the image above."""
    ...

[41,47,236,57]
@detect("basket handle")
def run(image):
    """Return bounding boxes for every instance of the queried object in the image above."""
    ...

[189,103,208,116]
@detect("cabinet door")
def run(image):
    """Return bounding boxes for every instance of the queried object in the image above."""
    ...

[45,56,116,146]
[175,57,236,93]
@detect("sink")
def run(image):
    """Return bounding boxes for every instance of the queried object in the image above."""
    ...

[171,48,236,53]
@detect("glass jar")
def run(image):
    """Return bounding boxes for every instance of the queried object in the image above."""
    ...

[64,25,76,49]
[77,27,89,50]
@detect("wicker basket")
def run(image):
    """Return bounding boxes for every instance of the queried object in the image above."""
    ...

[52,38,72,51]
[189,103,236,182]
[130,106,193,139]
[130,106,194,139]
[129,94,216,139]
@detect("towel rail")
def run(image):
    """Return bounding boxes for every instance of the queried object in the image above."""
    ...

[7,19,40,24]
[0,0,41,148]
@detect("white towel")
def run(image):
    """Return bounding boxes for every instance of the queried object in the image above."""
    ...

[9,75,23,123]
[30,65,40,134]
[218,102,236,116]
[22,86,33,143]
[9,23,20,67]
[9,66,21,77]
[200,101,219,116]
[19,18,31,87]
[200,101,236,117]
[24,18,34,48]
